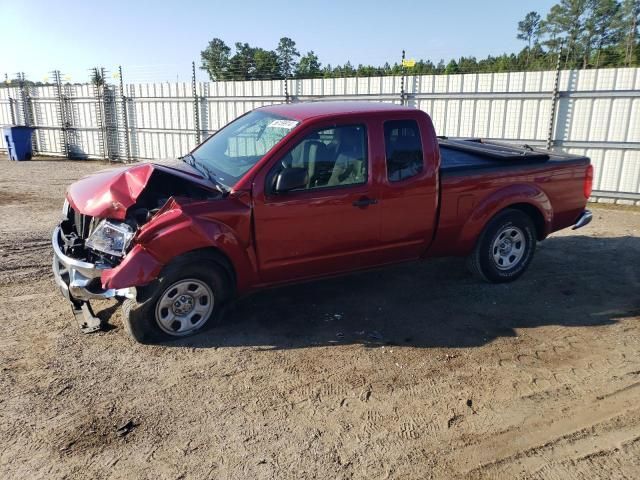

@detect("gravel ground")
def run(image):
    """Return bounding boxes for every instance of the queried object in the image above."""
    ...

[0,156,639,480]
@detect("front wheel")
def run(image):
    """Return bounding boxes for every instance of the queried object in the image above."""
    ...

[467,209,537,283]
[122,255,230,343]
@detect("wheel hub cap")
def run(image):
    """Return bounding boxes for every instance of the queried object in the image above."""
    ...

[499,238,513,254]
[492,226,526,270]
[172,295,195,315]
[155,279,215,336]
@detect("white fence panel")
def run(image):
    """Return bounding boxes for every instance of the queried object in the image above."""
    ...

[1,67,639,202]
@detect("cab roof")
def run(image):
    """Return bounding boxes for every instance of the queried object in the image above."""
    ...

[259,101,417,122]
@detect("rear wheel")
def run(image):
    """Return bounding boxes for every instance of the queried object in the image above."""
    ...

[467,209,537,283]
[122,254,230,343]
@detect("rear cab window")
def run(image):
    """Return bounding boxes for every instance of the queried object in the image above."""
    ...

[384,120,424,182]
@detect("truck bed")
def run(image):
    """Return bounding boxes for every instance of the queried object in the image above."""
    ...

[431,136,592,258]
[439,138,589,173]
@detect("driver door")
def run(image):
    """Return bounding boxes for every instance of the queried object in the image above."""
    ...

[252,121,381,284]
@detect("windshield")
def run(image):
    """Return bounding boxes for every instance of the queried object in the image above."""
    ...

[191,110,299,187]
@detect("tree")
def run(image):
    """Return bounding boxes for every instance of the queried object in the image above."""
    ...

[588,0,622,68]
[276,37,300,78]
[458,56,480,73]
[200,38,231,80]
[444,59,459,74]
[517,11,542,65]
[197,9,636,84]
[226,42,256,80]
[541,0,590,68]
[254,48,280,79]
[342,61,356,76]
[296,51,321,78]
[90,68,105,87]
[619,0,640,66]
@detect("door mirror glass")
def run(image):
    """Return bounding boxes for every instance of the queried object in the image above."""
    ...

[275,167,308,193]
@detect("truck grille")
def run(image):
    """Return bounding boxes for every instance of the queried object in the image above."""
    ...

[68,205,94,239]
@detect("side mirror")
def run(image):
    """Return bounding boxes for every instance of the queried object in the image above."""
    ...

[274,167,308,193]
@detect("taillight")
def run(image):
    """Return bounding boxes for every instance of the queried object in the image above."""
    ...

[584,164,593,199]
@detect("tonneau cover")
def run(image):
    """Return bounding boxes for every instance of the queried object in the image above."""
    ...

[439,138,587,172]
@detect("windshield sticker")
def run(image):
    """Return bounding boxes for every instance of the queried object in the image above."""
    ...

[268,119,299,130]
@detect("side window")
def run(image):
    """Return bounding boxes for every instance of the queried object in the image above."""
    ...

[384,120,424,182]
[269,125,367,192]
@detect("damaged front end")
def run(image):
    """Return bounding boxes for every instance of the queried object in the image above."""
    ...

[52,203,138,333]
[52,162,222,333]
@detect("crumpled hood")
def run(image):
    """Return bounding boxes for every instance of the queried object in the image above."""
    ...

[66,161,212,220]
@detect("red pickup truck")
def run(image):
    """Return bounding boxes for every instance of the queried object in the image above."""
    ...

[52,102,593,342]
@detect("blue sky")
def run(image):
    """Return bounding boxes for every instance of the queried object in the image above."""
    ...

[0,0,557,83]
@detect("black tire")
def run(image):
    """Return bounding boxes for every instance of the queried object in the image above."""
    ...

[122,253,230,344]
[466,208,537,283]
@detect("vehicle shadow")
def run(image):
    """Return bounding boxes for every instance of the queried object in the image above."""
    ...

[158,234,640,350]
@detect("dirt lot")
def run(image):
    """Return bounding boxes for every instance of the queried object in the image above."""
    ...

[0,156,639,480]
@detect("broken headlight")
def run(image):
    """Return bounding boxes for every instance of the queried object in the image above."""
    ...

[85,220,134,257]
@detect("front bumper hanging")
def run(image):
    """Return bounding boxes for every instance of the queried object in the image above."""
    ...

[52,226,135,333]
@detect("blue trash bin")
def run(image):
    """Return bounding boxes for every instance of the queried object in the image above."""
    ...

[3,126,35,161]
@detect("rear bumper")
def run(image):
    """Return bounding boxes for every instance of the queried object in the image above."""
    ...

[572,209,593,230]
[52,226,135,302]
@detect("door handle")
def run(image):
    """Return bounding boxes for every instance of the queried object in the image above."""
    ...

[352,197,378,208]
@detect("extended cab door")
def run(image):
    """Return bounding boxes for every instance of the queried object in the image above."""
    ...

[376,113,440,259]
[252,118,382,284]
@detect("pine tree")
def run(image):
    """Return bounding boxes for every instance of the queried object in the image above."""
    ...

[542,0,590,68]
[517,11,542,66]
[200,38,231,80]
[619,0,640,66]
[276,37,300,78]
[297,51,321,78]
[589,0,622,68]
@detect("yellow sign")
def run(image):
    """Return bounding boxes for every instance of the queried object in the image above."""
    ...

[402,59,416,68]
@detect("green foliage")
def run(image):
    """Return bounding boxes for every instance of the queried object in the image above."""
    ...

[518,11,542,66]
[619,0,640,66]
[254,49,281,80]
[518,11,542,48]
[445,59,459,74]
[535,0,639,68]
[200,38,231,80]
[90,68,105,87]
[296,51,321,78]
[199,1,640,82]
[227,42,257,80]
[276,37,300,78]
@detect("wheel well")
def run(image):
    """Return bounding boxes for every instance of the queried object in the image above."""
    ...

[507,203,546,240]
[167,247,237,294]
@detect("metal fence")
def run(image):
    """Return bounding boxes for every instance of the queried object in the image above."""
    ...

[1,67,639,204]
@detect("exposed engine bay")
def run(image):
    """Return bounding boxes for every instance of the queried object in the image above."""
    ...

[58,167,220,269]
